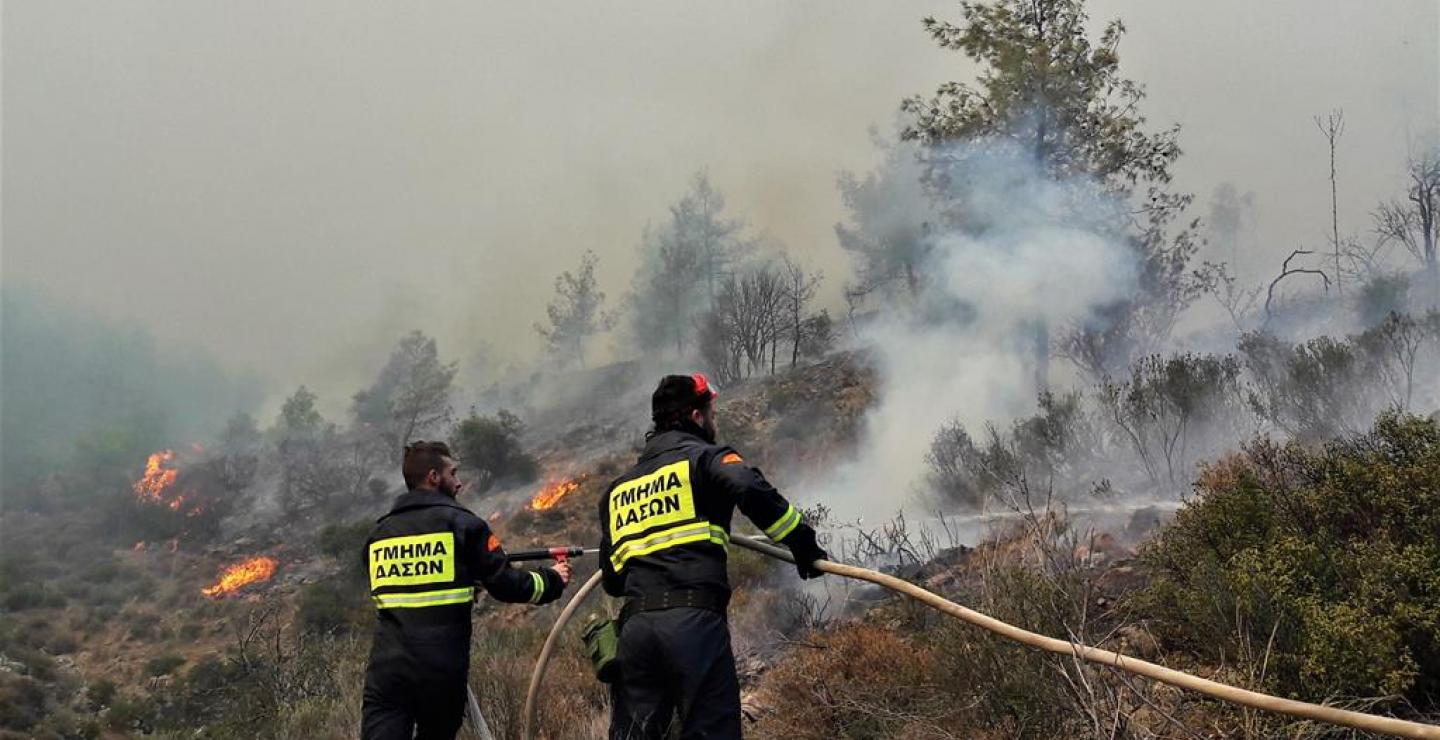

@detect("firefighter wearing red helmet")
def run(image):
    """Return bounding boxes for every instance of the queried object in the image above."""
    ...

[598,373,828,739]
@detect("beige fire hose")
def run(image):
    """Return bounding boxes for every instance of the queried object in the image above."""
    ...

[520,536,1440,740]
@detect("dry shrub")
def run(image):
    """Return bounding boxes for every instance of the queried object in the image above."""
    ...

[751,622,963,739]
[470,622,610,740]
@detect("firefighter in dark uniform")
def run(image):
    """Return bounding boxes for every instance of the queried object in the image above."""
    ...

[362,440,572,740]
[599,374,828,739]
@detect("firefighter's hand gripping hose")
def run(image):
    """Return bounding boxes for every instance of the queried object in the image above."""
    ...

[518,535,1440,740]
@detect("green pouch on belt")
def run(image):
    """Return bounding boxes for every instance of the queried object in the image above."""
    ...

[581,613,620,683]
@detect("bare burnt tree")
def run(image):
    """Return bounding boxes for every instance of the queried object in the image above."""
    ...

[699,263,788,383]
[1314,109,1345,293]
[779,254,823,367]
[1262,249,1330,329]
[1374,144,1440,304]
[1355,311,1425,411]
[1207,261,1263,333]
[1208,182,1257,272]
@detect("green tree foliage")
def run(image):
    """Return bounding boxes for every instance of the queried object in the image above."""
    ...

[352,331,457,451]
[452,409,539,494]
[835,135,937,304]
[535,250,613,368]
[0,286,260,498]
[278,386,325,439]
[211,411,262,495]
[902,0,1179,188]
[899,0,1212,380]
[1139,412,1440,709]
[274,386,342,515]
[927,391,1094,510]
[1098,353,1243,485]
[629,171,750,354]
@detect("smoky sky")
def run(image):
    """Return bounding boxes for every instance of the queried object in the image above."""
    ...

[4,1,1436,408]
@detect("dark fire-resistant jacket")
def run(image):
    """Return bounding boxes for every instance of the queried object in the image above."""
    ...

[366,489,564,639]
[598,429,812,601]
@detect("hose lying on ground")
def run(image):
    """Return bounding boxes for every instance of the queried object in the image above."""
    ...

[520,535,1440,740]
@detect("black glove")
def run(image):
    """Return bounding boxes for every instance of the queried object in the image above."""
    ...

[782,525,827,580]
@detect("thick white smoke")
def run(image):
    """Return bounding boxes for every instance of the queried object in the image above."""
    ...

[801,145,1140,524]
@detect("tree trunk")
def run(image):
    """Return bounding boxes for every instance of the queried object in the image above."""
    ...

[1033,320,1050,394]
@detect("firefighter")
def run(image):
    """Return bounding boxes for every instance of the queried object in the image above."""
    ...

[599,374,828,739]
[362,440,571,740]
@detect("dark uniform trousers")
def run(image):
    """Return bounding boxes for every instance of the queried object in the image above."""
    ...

[610,607,742,740]
[361,624,470,740]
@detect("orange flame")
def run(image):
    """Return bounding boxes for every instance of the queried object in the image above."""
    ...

[202,556,278,598]
[530,479,580,511]
[133,450,179,503]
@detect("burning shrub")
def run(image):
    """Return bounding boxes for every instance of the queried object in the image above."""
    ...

[452,409,539,493]
[529,477,581,511]
[1139,411,1440,710]
[201,557,278,598]
[120,449,234,543]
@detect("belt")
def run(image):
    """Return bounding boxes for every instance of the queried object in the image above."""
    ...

[618,589,730,625]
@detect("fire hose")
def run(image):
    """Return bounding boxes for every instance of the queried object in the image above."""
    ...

[510,535,1440,740]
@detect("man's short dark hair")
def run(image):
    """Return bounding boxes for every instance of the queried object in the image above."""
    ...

[402,440,453,490]
[651,374,716,430]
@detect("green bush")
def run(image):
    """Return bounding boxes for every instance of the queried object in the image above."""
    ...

[127,611,161,640]
[146,653,187,677]
[317,520,373,585]
[1139,412,1440,709]
[0,674,47,731]
[297,581,367,636]
[452,409,539,493]
[1,581,50,610]
[105,693,155,732]
[88,679,117,710]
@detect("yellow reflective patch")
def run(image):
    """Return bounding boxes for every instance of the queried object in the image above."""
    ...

[369,532,456,591]
[764,505,801,541]
[607,460,695,545]
[610,524,728,571]
[373,586,473,609]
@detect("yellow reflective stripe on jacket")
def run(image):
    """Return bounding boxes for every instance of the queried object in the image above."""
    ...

[528,571,545,603]
[373,586,474,609]
[764,504,801,541]
[610,523,728,572]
